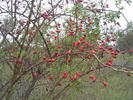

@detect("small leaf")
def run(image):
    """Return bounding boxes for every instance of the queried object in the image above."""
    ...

[0,66,3,70]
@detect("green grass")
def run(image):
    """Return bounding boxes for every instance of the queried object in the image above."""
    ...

[59,70,133,100]
[1,53,133,100]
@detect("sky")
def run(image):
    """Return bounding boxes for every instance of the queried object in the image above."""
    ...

[121,2,133,26]
[108,0,133,28]
[0,0,132,29]
[0,0,132,43]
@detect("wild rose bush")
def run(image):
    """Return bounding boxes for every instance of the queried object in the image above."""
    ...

[0,0,133,100]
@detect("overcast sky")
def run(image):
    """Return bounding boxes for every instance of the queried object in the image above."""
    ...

[0,0,132,29]
[108,0,133,28]
[121,2,133,25]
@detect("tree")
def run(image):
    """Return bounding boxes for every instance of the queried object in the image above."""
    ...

[0,0,133,100]
[116,22,133,54]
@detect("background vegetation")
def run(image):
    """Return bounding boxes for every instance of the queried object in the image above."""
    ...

[0,0,133,100]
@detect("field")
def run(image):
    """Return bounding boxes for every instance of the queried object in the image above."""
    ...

[0,53,133,100]
[60,70,133,100]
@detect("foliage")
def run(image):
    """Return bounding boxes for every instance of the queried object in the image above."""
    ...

[0,0,133,100]
[116,22,133,54]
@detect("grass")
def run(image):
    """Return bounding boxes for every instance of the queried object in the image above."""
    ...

[1,53,133,100]
[59,70,133,100]
[59,53,133,100]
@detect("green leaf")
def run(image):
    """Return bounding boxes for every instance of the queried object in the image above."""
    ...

[62,64,71,70]
[0,66,3,70]
[120,6,125,10]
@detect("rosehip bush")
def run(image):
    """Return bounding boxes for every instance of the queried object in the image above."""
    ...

[0,0,133,100]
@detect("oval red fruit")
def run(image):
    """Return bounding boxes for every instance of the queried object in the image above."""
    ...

[76,72,81,76]
[106,62,112,66]
[49,75,53,80]
[73,75,78,80]
[17,59,22,64]
[55,30,60,33]
[78,0,83,2]
[66,50,71,54]
[33,73,37,77]
[127,73,131,77]
[102,82,107,86]
[58,82,61,86]
[33,50,37,54]
[89,75,94,78]
[48,59,55,62]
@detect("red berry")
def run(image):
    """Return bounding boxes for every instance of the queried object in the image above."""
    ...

[112,39,116,41]
[78,0,83,2]
[57,45,62,48]
[14,46,18,49]
[89,75,94,78]
[123,68,130,71]
[108,47,113,50]
[66,0,68,4]
[62,72,68,78]
[121,51,125,54]
[70,77,74,80]
[33,73,37,77]
[54,52,60,57]
[68,31,74,36]
[23,46,27,48]
[67,59,71,62]
[110,32,113,34]
[89,22,93,24]
[10,59,14,62]
[66,50,71,54]
[77,41,81,45]
[18,1,21,3]
[63,72,68,75]
[73,75,78,80]
[91,50,95,54]
[130,49,133,52]
[33,50,37,54]
[48,59,55,62]
[106,37,110,41]
[73,42,78,46]
[62,74,68,78]
[10,50,15,53]
[58,82,61,86]
[88,56,92,59]
[98,46,103,49]
[76,72,81,76]
[112,55,116,58]
[49,75,53,80]
[84,42,89,45]
[79,46,84,51]
[127,73,131,77]
[108,59,113,63]
[55,30,60,33]
[116,49,120,53]
[106,62,112,66]
[102,82,107,86]
[90,75,96,81]
[92,77,96,81]
[17,59,22,64]
[13,56,17,58]
[42,57,47,61]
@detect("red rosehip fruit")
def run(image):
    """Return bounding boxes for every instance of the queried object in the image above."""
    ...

[102,82,107,86]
